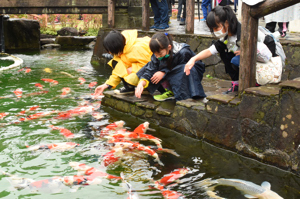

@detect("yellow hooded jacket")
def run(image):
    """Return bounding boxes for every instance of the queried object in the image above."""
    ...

[105,30,152,88]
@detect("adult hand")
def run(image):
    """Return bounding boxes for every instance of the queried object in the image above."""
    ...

[150,71,165,84]
[135,81,145,98]
[184,58,195,75]
[234,50,240,56]
[94,84,108,97]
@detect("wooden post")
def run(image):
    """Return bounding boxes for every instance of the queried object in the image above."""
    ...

[108,0,115,28]
[142,0,150,31]
[186,0,195,34]
[239,2,258,91]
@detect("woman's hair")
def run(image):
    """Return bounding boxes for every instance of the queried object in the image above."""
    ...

[206,5,238,36]
[103,30,126,55]
[149,32,174,69]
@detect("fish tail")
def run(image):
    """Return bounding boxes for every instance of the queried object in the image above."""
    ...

[156,148,180,157]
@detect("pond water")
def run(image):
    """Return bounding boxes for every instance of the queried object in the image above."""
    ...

[0,49,299,199]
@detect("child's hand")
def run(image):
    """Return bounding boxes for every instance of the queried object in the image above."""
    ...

[234,50,240,56]
[135,82,145,98]
[94,84,108,97]
[184,59,195,75]
[151,71,165,84]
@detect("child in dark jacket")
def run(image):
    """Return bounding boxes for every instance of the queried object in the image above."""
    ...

[135,32,206,101]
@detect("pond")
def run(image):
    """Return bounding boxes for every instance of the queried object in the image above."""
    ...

[0,49,299,199]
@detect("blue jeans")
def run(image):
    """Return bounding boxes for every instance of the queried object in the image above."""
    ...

[201,0,211,20]
[231,55,240,67]
[150,0,169,26]
[177,0,186,20]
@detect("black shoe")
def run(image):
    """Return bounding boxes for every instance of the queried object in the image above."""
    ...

[223,82,238,94]
[179,18,185,25]
[114,86,135,95]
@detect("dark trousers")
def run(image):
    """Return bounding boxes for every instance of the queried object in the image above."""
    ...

[266,22,289,35]
[177,0,186,20]
[150,0,169,26]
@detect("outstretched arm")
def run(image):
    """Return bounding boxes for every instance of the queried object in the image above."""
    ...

[184,49,212,75]
[135,80,147,99]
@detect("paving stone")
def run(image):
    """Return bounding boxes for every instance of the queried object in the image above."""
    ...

[279,80,300,89]
[207,94,235,104]
[245,86,280,96]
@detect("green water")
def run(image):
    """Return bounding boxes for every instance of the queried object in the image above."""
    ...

[0,49,299,199]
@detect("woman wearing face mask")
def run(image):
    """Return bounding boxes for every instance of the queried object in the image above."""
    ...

[185,6,277,94]
[135,32,206,101]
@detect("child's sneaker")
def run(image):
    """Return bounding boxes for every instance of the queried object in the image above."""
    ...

[114,86,135,95]
[153,89,175,101]
[223,82,239,94]
[155,24,169,31]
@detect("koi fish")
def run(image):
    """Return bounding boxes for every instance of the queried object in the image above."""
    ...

[41,78,58,85]
[13,88,22,98]
[54,105,95,120]
[43,68,52,73]
[18,67,31,73]
[103,147,123,167]
[98,120,125,137]
[133,122,149,134]
[88,82,97,89]
[157,168,189,186]
[61,87,71,96]
[78,77,86,85]
[154,181,184,199]
[25,68,31,73]
[197,178,283,199]
[0,113,9,119]
[105,132,162,148]
[69,162,121,180]
[35,83,44,90]
[17,105,40,116]
[27,142,79,151]
[49,125,75,138]
[23,90,49,97]
[109,142,164,166]
[60,71,75,78]
[91,112,105,120]
[19,110,58,122]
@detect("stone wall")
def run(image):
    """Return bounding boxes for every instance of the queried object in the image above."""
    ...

[101,81,300,175]
[92,29,300,80]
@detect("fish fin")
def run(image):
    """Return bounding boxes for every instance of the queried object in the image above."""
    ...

[157,148,180,157]
[244,194,257,198]
[261,181,271,190]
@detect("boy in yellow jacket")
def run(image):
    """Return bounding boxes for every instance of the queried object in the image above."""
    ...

[94,30,152,96]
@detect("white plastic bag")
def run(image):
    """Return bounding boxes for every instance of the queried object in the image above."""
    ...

[256,56,282,85]
[257,42,272,63]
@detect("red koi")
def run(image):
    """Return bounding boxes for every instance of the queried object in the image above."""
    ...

[13,88,22,98]
[54,105,95,120]
[41,78,58,85]
[35,83,44,90]
[49,125,75,138]
[25,68,31,73]
[17,105,40,116]
[88,82,97,89]
[103,148,122,167]
[27,142,79,151]
[0,113,8,119]
[19,111,57,122]
[61,87,71,96]
[157,168,189,186]
[133,122,149,134]
[154,181,184,199]
[78,77,86,85]
[99,120,125,137]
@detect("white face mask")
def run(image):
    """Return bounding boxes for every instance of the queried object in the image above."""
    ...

[214,26,228,38]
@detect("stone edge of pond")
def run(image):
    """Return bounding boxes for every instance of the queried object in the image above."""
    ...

[102,82,300,175]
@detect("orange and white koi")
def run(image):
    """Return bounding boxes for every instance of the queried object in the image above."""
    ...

[27,142,79,151]
[103,148,123,167]
[78,77,86,85]
[49,125,75,138]
[13,88,22,98]
[98,120,125,137]
[25,68,31,73]
[69,162,121,180]
[133,122,149,134]
[54,105,95,120]
[34,83,44,90]
[88,82,97,89]
[19,110,57,122]
[61,87,71,96]
[60,175,103,186]
[0,113,9,119]
[18,67,31,73]
[156,168,189,186]
[154,181,184,199]
[41,78,58,85]
[91,112,105,120]
[105,132,162,148]
[17,105,40,116]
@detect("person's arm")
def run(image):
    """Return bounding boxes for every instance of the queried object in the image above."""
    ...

[135,80,147,98]
[184,49,212,75]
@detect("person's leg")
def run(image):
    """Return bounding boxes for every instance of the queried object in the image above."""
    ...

[150,0,161,29]
[155,0,170,30]
[265,22,276,33]
[179,0,186,25]
[278,22,289,37]
[177,0,183,21]
[201,0,210,20]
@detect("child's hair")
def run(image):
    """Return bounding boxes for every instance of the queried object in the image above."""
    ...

[149,32,174,69]
[206,5,238,36]
[103,30,126,55]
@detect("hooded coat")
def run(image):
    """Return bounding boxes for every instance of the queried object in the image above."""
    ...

[105,30,152,88]
[137,41,206,101]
